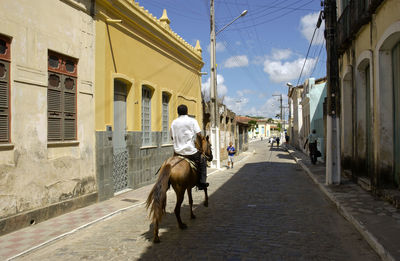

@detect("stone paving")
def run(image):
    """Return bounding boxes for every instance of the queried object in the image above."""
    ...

[284,144,400,261]
[11,141,380,260]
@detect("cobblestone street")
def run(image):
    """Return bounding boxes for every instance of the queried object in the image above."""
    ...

[15,141,380,260]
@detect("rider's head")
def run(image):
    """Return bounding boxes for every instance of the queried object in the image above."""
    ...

[312,129,316,134]
[177,104,188,116]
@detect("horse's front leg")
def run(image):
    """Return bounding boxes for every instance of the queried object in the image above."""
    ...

[174,187,187,229]
[187,188,195,219]
[203,188,208,207]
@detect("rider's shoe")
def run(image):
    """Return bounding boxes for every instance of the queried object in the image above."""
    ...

[197,182,209,190]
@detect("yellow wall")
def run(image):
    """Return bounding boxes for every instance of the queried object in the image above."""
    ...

[95,0,204,132]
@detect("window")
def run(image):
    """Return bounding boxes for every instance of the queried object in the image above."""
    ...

[142,86,152,145]
[47,51,77,141]
[0,35,11,143]
[162,92,170,144]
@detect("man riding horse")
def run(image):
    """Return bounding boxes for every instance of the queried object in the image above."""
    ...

[170,104,209,190]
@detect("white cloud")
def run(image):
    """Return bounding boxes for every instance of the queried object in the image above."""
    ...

[263,57,317,83]
[224,55,249,68]
[207,41,226,53]
[300,12,325,45]
[271,48,292,60]
[252,55,266,65]
[201,74,228,101]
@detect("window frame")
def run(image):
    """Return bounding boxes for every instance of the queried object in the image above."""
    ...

[142,86,152,146]
[47,51,78,142]
[161,92,170,144]
[0,34,11,144]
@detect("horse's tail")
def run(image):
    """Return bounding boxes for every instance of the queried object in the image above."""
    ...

[146,163,171,224]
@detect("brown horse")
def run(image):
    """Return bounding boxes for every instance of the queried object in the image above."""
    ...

[146,135,213,243]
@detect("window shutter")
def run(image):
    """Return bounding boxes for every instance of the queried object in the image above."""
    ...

[0,61,9,142]
[48,73,62,141]
[48,52,77,142]
[63,75,76,140]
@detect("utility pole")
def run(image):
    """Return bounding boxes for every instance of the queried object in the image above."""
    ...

[324,0,341,184]
[209,0,220,169]
[273,94,283,131]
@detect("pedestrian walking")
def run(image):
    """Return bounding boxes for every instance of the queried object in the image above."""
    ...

[276,136,280,147]
[226,141,236,169]
[304,129,318,164]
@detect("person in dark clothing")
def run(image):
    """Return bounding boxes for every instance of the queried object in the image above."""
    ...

[275,136,280,147]
[304,129,318,164]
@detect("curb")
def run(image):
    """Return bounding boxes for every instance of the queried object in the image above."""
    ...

[7,202,146,261]
[285,147,395,261]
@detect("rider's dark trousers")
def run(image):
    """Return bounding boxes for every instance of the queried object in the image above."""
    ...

[175,151,207,184]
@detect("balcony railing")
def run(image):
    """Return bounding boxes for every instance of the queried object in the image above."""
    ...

[337,0,384,53]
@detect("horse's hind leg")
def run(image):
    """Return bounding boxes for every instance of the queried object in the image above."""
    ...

[187,188,195,219]
[174,188,187,229]
[153,220,160,243]
[203,188,209,207]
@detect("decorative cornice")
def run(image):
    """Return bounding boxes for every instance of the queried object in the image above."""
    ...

[97,0,202,64]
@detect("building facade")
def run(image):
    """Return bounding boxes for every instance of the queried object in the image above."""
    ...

[0,0,96,235]
[203,102,248,163]
[287,85,304,150]
[301,77,327,160]
[94,0,204,200]
[337,0,400,191]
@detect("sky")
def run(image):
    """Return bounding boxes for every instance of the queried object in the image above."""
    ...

[141,0,326,119]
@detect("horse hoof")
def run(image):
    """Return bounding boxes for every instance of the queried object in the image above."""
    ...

[179,223,187,229]
[153,237,160,243]
[191,214,196,219]
[204,201,208,207]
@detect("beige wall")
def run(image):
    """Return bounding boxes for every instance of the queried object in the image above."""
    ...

[0,0,95,219]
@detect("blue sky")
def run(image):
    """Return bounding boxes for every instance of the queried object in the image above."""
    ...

[142,0,326,118]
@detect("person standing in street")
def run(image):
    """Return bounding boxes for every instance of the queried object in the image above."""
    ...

[276,136,280,147]
[170,104,208,190]
[226,142,236,169]
[304,129,318,164]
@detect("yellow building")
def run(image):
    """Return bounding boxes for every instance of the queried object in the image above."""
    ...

[337,0,400,191]
[94,0,204,200]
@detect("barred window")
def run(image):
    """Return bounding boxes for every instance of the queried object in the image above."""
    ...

[48,51,77,141]
[162,92,170,144]
[142,86,152,146]
[0,35,11,143]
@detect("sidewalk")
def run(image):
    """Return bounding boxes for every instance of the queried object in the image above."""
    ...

[284,144,400,261]
[0,151,251,261]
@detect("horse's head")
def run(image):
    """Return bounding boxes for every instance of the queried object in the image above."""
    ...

[197,135,213,162]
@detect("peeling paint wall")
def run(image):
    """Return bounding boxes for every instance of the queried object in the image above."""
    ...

[0,0,96,220]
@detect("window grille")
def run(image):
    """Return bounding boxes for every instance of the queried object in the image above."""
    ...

[47,51,77,141]
[142,86,152,145]
[162,93,169,144]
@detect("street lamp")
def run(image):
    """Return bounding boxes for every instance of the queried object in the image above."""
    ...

[210,1,247,169]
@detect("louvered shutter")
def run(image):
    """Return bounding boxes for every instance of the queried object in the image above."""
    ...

[48,73,62,141]
[63,75,76,140]
[0,61,9,142]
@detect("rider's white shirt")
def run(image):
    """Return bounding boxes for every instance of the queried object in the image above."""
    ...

[170,115,201,155]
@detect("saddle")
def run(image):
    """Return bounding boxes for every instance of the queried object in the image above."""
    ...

[167,156,197,172]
